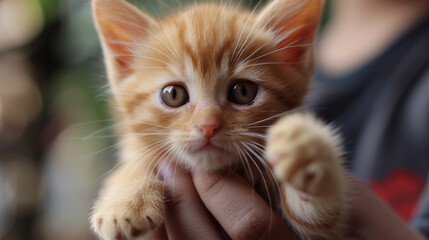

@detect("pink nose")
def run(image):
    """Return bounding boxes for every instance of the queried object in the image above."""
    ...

[197,124,220,139]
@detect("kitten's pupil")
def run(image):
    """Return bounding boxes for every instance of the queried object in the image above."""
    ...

[172,89,177,99]
[240,86,247,97]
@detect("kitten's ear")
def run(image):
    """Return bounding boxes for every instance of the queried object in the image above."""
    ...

[92,0,158,86]
[256,0,322,71]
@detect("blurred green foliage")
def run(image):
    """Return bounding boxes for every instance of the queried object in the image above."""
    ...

[38,0,60,23]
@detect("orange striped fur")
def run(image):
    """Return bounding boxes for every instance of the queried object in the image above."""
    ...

[90,0,348,239]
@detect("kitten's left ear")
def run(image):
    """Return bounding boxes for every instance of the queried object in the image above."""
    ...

[256,0,323,71]
[92,0,158,87]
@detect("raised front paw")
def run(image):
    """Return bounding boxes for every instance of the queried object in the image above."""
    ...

[90,181,166,240]
[266,113,342,197]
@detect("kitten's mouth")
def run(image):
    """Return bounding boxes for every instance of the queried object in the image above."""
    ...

[193,140,227,153]
[200,142,221,151]
[184,139,237,170]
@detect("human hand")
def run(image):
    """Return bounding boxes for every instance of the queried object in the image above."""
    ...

[148,161,299,240]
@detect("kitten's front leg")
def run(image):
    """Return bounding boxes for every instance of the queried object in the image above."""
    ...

[267,113,347,240]
[90,158,166,240]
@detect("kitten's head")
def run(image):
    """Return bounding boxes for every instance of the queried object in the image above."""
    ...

[92,0,322,170]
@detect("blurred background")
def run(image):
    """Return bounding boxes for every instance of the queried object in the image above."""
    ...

[2,0,332,239]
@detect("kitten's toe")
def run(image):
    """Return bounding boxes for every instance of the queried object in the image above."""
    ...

[288,161,329,196]
[91,182,166,239]
[269,151,328,196]
[91,201,165,240]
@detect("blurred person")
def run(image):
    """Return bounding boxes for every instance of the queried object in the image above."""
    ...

[308,0,429,233]
[144,0,429,239]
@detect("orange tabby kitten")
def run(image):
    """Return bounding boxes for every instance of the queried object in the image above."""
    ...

[90,0,347,239]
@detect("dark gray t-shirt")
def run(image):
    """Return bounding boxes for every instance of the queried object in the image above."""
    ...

[306,16,429,235]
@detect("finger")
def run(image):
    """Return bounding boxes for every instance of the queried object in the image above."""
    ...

[158,161,222,240]
[192,170,299,240]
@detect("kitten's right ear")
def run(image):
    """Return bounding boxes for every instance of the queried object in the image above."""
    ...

[256,0,322,72]
[92,0,158,87]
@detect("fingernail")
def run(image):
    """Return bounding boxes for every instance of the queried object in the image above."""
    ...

[158,161,175,181]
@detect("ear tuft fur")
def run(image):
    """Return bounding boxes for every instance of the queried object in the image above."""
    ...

[92,0,158,86]
[256,0,323,71]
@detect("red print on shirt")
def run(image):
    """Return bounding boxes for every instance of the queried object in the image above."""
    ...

[370,168,425,221]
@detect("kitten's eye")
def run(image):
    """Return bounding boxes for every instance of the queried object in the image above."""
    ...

[161,85,189,108]
[228,81,258,105]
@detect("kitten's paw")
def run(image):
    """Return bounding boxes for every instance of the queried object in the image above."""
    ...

[267,113,342,197]
[90,181,166,240]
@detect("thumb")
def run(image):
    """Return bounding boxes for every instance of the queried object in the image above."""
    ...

[157,161,222,240]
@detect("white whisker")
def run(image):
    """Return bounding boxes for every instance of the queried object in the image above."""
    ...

[235,11,276,64]
[132,121,174,130]
[144,142,176,181]
[240,142,274,232]
[170,144,186,193]
[245,41,313,64]
[96,138,170,183]
[133,66,170,70]
[246,141,285,212]
[245,62,284,68]
[67,119,117,128]
[156,14,184,64]
[237,132,268,140]
[109,41,178,65]
[154,144,178,181]
[233,142,254,187]
[231,1,260,63]
[78,135,139,160]
[113,54,173,67]
[157,143,184,192]
[247,125,272,129]
[244,107,304,127]
[103,139,172,198]
[82,123,119,141]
